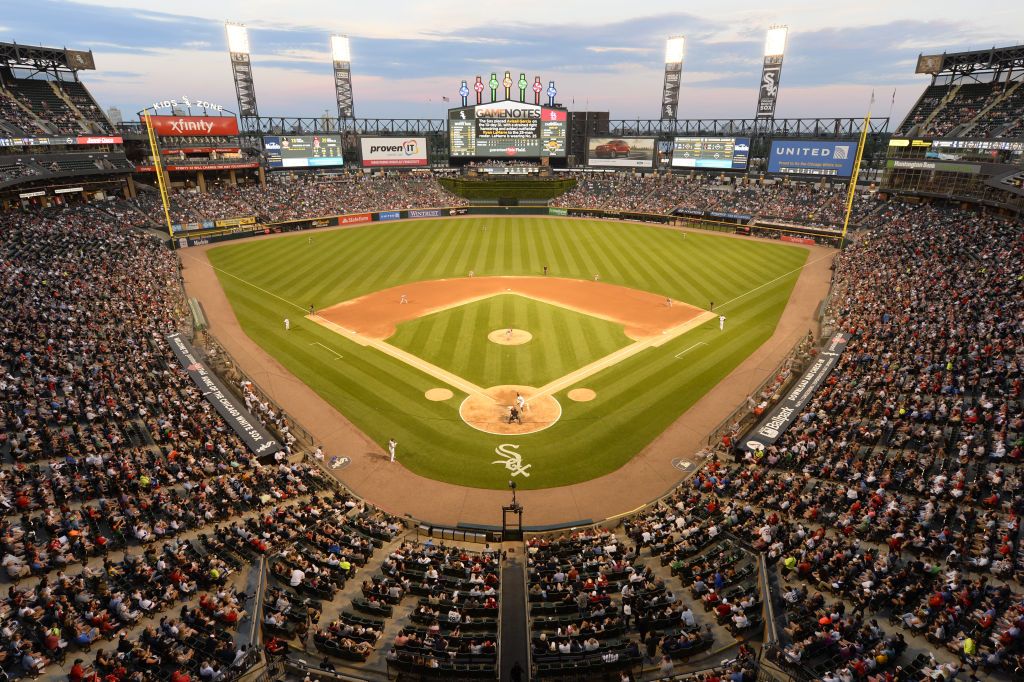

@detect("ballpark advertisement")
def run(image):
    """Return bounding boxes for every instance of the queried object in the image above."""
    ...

[742,332,850,452]
[146,115,240,137]
[587,137,655,168]
[755,55,784,120]
[360,137,428,167]
[767,139,858,177]
[166,333,282,458]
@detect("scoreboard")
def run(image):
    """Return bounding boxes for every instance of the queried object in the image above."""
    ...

[263,134,344,168]
[449,100,567,158]
[672,137,750,170]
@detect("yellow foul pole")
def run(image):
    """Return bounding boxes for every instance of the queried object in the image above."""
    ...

[142,110,176,245]
[840,96,873,249]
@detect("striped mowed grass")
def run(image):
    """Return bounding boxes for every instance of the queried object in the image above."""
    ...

[206,217,808,489]
[386,293,633,389]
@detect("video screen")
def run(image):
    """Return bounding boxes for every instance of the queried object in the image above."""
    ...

[586,137,655,168]
[448,101,567,158]
[672,137,750,170]
[263,134,344,168]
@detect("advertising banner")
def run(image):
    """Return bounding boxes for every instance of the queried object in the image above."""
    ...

[780,234,816,245]
[408,209,444,218]
[767,139,858,177]
[340,213,372,225]
[0,135,123,147]
[377,211,402,221]
[587,137,655,168]
[146,115,240,137]
[548,207,568,216]
[360,137,428,167]
[755,56,783,120]
[166,333,282,458]
[214,216,257,228]
[171,220,215,234]
[742,332,850,452]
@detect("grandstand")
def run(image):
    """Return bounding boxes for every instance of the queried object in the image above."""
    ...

[0,19,1022,682]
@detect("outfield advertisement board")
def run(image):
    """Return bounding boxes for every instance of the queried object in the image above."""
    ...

[672,137,750,170]
[360,137,428,166]
[767,139,858,177]
[408,209,444,218]
[377,211,402,221]
[742,332,850,452]
[340,213,372,225]
[146,115,240,137]
[587,137,655,168]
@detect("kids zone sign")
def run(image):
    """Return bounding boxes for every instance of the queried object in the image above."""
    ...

[360,137,428,167]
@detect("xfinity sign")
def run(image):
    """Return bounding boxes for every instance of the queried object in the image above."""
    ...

[361,136,428,167]
[767,139,858,177]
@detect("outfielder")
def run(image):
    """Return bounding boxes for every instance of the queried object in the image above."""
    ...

[284,318,290,331]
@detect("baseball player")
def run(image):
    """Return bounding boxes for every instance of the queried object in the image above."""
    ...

[507,327,513,340]
[665,297,673,308]
[719,315,726,331]
[515,392,527,413]
[593,273,600,282]
[309,304,315,316]
[284,318,290,331]
[387,438,397,463]
[400,294,408,305]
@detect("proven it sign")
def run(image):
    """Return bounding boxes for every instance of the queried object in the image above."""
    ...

[360,137,428,167]
[146,115,240,137]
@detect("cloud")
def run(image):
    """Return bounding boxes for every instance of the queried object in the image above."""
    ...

[3,1,1023,123]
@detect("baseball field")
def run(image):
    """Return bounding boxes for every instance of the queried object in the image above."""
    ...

[204,217,809,490]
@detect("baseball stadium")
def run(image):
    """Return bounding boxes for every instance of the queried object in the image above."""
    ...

[0,3,1022,681]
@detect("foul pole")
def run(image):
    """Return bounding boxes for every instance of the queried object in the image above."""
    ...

[142,110,175,246]
[840,96,873,249]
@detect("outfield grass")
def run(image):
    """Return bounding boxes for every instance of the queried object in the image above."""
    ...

[386,294,632,388]
[207,217,809,491]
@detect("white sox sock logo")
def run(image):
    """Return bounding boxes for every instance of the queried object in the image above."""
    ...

[493,444,531,477]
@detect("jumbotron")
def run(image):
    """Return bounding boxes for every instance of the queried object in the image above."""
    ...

[0,18,1021,682]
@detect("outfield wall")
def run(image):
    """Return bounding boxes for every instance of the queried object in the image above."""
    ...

[173,205,844,248]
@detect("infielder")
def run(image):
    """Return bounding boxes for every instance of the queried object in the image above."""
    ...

[400,294,408,304]
[387,438,397,463]
[665,297,673,308]
[719,315,726,331]
[284,318,290,331]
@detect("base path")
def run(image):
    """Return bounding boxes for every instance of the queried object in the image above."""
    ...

[180,219,835,528]
[318,276,707,341]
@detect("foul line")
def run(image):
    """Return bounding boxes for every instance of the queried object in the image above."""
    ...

[674,341,707,359]
[180,251,310,314]
[716,252,834,311]
[310,342,343,360]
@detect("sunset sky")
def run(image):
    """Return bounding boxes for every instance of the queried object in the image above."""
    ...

[5,0,1023,124]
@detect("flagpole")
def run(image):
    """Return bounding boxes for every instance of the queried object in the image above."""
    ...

[839,92,873,250]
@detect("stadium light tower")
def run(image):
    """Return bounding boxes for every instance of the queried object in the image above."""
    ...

[331,35,356,120]
[225,23,259,123]
[755,25,788,121]
[661,36,685,120]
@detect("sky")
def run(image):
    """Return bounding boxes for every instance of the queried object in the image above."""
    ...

[4,0,1024,126]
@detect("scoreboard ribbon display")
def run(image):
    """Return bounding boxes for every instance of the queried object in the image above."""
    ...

[672,137,750,170]
[264,135,344,169]
[449,100,566,158]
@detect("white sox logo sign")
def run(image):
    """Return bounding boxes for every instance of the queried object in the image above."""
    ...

[492,444,531,477]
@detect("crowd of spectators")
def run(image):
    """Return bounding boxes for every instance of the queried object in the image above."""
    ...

[0,89,48,135]
[918,84,1002,138]
[552,173,876,228]
[136,174,468,226]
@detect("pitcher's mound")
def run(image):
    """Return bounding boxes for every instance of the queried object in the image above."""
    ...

[460,385,560,435]
[488,328,532,346]
[425,388,454,401]
[567,388,596,402]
